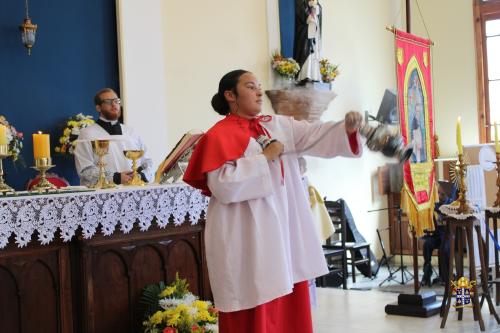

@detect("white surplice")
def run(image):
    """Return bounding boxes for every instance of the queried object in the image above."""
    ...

[74,123,153,186]
[204,115,362,312]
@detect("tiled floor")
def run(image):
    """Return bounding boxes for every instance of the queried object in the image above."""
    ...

[312,287,500,333]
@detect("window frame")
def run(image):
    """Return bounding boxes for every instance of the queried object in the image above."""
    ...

[474,0,500,142]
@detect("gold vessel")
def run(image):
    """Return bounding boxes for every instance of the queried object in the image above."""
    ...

[124,150,145,186]
[91,140,115,189]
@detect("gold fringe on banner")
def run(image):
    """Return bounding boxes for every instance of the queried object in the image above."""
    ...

[400,182,439,237]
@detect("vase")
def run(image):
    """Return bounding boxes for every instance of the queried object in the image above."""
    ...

[274,76,296,90]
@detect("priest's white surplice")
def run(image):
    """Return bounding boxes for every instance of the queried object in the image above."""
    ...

[74,123,153,186]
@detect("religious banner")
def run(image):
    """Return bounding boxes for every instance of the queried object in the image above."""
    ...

[395,29,437,236]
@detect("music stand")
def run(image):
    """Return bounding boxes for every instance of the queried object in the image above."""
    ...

[368,205,413,285]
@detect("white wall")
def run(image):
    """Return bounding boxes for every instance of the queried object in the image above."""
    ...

[117,0,478,257]
[116,0,169,166]
[409,0,477,157]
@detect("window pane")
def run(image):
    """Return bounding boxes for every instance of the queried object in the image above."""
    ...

[489,81,500,125]
[487,36,500,79]
[486,19,500,36]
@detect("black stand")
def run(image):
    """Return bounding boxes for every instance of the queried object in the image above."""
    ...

[369,206,413,285]
[369,205,441,317]
[374,227,396,284]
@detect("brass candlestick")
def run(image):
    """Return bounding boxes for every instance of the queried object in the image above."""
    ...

[31,157,57,192]
[455,153,471,214]
[124,150,145,186]
[494,152,500,207]
[91,139,115,189]
[0,145,14,194]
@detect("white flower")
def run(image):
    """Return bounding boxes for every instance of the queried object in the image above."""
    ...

[204,323,219,332]
[71,127,80,135]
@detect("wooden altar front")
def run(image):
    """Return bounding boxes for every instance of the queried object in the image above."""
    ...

[0,184,210,333]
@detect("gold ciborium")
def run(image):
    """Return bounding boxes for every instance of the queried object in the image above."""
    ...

[124,150,145,186]
[0,144,14,194]
[91,139,115,189]
[31,157,57,192]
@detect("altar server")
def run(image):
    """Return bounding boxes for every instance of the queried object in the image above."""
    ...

[183,70,362,332]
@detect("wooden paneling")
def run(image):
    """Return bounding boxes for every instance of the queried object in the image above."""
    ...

[76,222,209,333]
[0,240,73,333]
[0,219,209,333]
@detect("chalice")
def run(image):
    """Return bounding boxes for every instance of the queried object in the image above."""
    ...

[31,157,57,192]
[0,144,14,194]
[91,139,115,189]
[124,150,145,186]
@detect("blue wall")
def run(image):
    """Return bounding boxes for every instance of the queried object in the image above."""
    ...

[0,0,119,190]
[279,0,295,58]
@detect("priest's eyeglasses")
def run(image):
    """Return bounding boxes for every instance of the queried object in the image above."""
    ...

[101,98,121,106]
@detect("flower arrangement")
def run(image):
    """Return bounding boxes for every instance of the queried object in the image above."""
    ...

[0,115,23,161]
[271,52,300,79]
[319,59,339,83]
[141,274,218,333]
[54,113,95,155]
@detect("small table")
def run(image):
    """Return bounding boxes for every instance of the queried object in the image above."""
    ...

[485,209,500,305]
[440,215,499,331]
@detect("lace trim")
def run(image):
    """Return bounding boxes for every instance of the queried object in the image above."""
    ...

[0,184,208,248]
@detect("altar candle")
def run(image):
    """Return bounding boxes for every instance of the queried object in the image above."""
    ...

[495,121,499,153]
[0,125,7,145]
[456,117,463,155]
[33,132,50,159]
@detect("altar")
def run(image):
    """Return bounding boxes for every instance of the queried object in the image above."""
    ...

[0,184,210,333]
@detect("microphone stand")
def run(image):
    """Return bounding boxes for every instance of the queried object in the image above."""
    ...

[368,205,413,285]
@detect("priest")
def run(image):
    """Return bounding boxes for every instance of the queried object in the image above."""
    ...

[74,88,153,186]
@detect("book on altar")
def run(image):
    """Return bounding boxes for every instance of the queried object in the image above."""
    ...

[155,129,204,184]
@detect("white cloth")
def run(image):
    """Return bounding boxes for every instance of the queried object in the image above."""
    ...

[74,123,153,186]
[205,115,362,312]
[466,165,495,267]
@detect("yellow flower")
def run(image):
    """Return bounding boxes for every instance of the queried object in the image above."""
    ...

[166,311,180,327]
[195,309,214,322]
[159,286,176,298]
[149,311,164,325]
[63,128,71,136]
[193,300,209,310]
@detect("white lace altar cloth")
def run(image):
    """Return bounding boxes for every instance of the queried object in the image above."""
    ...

[0,184,208,249]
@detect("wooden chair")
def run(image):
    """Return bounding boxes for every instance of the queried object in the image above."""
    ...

[317,244,348,289]
[324,199,372,283]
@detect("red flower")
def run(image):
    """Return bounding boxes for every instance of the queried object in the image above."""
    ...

[191,324,205,333]
[163,327,176,333]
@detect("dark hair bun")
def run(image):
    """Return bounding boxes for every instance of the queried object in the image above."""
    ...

[211,92,229,115]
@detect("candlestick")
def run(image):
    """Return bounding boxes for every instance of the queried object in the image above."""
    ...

[494,152,500,207]
[33,132,50,159]
[456,117,463,155]
[0,124,8,146]
[30,158,57,192]
[0,144,14,194]
[456,153,471,213]
[495,122,499,154]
